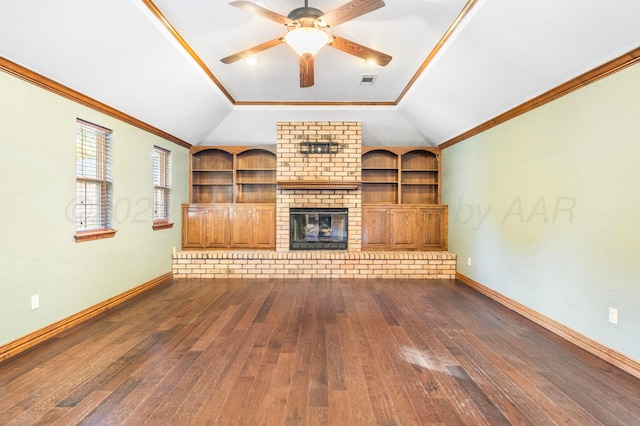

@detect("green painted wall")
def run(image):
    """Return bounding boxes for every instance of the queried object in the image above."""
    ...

[0,71,189,347]
[443,62,640,362]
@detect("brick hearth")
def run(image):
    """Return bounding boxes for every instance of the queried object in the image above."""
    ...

[173,251,456,279]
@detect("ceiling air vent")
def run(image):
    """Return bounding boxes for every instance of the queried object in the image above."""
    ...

[360,74,377,86]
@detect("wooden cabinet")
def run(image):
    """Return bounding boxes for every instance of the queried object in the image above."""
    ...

[185,146,277,249]
[362,206,418,250]
[390,207,418,249]
[182,205,229,249]
[361,207,391,249]
[418,206,448,250]
[229,205,276,249]
[182,204,275,249]
[362,147,446,251]
[362,205,448,251]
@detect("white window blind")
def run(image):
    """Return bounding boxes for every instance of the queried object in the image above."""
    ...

[75,119,113,232]
[153,146,172,223]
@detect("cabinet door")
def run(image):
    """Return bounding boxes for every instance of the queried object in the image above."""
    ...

[252,206,276,249]
[362,207,391,249]
[417,206,448,250]
[389,208,417,249]
[229,206,254,248]
[204,206,230,248]
[182,205,206,248]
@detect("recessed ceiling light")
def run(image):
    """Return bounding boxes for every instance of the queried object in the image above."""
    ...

[245,57,259,65]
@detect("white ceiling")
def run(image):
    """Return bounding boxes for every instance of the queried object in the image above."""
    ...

[0,0,639,147]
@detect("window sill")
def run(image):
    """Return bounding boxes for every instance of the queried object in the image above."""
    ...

[75,229,117,243]
[153,222,174,231]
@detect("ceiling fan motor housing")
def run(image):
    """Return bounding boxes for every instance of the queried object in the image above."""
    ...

[287,7,324,23]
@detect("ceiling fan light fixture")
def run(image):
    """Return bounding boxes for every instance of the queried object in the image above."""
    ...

[285,26,328,57]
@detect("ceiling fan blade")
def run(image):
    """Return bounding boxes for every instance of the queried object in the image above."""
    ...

[229,1,295,26]
[221,37,284,64]
[317,0,385,28]
[329,35,391,66]
[300,54,314,88]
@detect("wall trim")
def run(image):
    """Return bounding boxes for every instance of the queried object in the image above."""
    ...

[440,46,640,149]
[456,272,640,379]
[0,56,191,149]
[0,272,173,364]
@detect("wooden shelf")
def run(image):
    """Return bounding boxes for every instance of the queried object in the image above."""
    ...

[362,180,398,184]
[362,147,441,206]
[402,183,439,186]
[193,183,234,186]
[189,146,276,204]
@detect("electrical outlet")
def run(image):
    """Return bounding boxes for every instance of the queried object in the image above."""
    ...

[467,257,472,266]
[609,307,618,325]
[31,294,40,310]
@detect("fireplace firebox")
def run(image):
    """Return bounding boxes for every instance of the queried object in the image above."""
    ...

[290,208,348,250]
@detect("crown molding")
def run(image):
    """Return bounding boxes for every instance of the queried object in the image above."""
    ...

[440,46,640,149]
[0,56,191,149]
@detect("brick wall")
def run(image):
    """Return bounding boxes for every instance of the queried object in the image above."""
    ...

[276,121,362,251]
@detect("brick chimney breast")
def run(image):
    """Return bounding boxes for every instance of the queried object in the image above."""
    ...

[276,122,362,251]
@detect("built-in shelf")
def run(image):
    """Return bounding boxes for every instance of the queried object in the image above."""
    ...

[362,147,441,205]
[189,146,276,204]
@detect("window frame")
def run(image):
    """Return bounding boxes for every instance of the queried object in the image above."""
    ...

[74,119,116,242]
[152,145,173,231]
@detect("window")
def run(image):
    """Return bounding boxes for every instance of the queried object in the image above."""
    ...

[152,146,173,230]
[75,119,116,242]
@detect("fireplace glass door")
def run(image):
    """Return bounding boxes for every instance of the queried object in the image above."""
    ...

[290,208,348,250]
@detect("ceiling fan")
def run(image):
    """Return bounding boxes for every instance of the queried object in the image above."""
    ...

[221,0,392,88]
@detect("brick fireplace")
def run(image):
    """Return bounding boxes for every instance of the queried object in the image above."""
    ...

[172,121,456,279]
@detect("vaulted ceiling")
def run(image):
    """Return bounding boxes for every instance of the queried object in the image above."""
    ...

[0,0,639,147]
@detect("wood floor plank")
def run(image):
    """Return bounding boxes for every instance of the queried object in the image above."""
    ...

[344,284,401,425]
[251,352,295,425]
[235,365,274,425]
[0,278,639,425]
[215,375,255,425]
[189,326,265,424]
[283,284,314,425]
[334,311,376,424]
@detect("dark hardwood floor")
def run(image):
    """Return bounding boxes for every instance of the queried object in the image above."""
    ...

[1,278,639,425]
